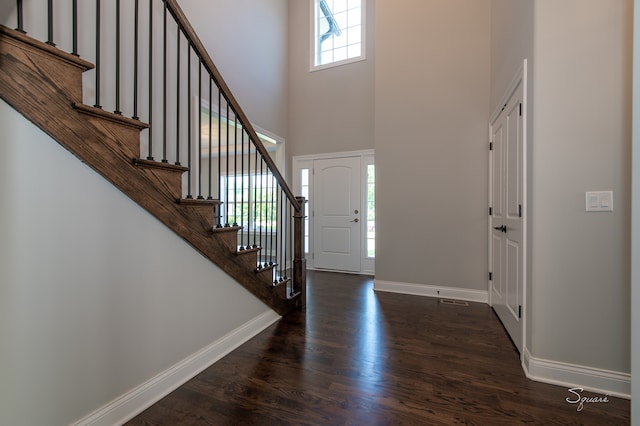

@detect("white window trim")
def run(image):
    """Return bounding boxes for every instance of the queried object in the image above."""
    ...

[309,0,367,72]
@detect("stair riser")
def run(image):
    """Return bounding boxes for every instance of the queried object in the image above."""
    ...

[135,167,184,201]
[76,115,142,160]
[0,33,86,105]
[235,250,259,271]
[213,229,241,252]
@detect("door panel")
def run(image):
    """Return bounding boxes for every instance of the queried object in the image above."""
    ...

[492,123,505,219]
[313,157,361,271]
[506,238,520,317]
[490,82,524,353]
[507,100,521,219]
[491,233,503,297]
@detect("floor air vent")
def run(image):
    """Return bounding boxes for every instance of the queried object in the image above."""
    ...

[439,299,469,306]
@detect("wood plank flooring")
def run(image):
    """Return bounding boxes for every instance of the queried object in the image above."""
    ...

[127,271,629,425]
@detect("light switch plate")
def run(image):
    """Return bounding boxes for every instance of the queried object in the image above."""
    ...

[585,191,613,212]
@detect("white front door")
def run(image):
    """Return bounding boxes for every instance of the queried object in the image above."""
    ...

[490,82,525,353]
[313,156,361,272]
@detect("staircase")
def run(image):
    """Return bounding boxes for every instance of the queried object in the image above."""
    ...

[0,1,305,316]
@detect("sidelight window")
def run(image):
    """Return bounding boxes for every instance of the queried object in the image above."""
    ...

[366,164,375,258]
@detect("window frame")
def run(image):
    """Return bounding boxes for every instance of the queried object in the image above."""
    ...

[220,173,279,232]
[309,0,367,72]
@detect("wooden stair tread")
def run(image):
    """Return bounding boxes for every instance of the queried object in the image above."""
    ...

[235,246,260,255]
[256,263,277,272]
[287,291,302,300]
[133,158,189,173]
[73,103,150,130]
[0,24,94,71]
[272,277,297,300]
[177,198,222,206]
[272,277,292,286]
[211,225,242,233]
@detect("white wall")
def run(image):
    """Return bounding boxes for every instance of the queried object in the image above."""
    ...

[374,0,491,291]
[530,0,631,374]
[0,100,274,425]
[632,0,640,419]
[288,0,375,157]
[490,0,534,110]
[181,0,290,138]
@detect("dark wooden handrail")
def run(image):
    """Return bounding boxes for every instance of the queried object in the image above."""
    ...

[164,0,300,213]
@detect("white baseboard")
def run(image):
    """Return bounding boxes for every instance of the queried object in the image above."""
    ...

[72,310,281,426]
[373,279,488,304]
[522,347,631,399]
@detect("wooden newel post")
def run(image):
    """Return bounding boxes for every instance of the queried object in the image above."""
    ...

[293,196,307,310]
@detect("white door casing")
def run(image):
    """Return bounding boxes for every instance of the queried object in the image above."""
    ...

[313,156,362,272]
[489,66,526,354]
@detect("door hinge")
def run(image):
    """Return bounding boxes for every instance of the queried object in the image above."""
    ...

[489,142,493,151]
[489,272,493,281]
[518,305,522,319]
[489,206,493,216]
[519,103,522,116]
[518,204,522,218]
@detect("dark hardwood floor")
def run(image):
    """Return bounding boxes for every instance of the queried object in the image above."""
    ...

[127,271,629,425]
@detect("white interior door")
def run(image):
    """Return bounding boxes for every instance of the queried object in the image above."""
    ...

[313,157,361,271]
[490,83,524,353]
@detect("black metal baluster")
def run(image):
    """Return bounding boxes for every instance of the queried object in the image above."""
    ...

[216,88,222,227]
[279,191,285,282]
[247,136,252,248]
[47,0,55,46]
[232,114,238,225]
[225,102,230,226]
[289,197,293,281]
[186,45,192,198]
[94,0,101,108]
[252,146,258,249]
[286,199,291,281]
[259,158,264,265]
[207,78,213,200]
[146,0,153,159]
[274,186,279,282]
[16,0,25,33]
[270,174,276,267]
[283,192,287,280]
[161,1,167,163]
[197,60,204,199]
[114,0,121,115]
[264,161,270,268]
[175,28,181,165]
[240,129,246,247]
[72,0,78,55]
[132,0,138,118]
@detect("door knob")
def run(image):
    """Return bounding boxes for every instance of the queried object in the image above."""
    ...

[350,218,359,223]
[493,225,507,233]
